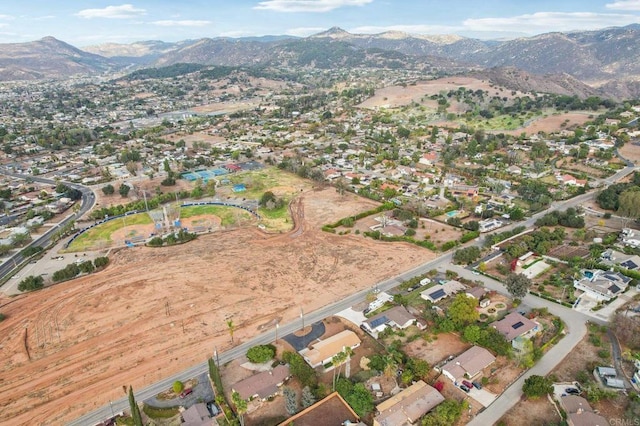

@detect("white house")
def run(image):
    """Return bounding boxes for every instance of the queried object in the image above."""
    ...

[573,269,631,302]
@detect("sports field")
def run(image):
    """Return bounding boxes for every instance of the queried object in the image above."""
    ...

[66,214,153,251]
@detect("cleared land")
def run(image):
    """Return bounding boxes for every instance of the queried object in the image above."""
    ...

[357,77,529,109]
[0,187,435,425]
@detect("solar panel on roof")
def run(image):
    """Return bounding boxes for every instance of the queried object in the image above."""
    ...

[609,284,621,294]
[621,260,638,269]
[429,289,446,300]
[512,321,524,329]
[368,316,389,328]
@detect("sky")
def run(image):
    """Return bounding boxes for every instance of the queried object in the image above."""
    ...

[1,0,640,46]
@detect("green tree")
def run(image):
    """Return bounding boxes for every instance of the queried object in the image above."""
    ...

[505,273,532,299]
[102,184,115,195]
[463,325,482,344]
[119,184,130,197]
[94,256,109,268]
[522,375,552,399]
[231,390,248,426]
[226,318,235,344]
[282,351,317,388]
[618,188,640,224]
[246,344,276,364]
[173,381,184,394]
[422,399,467,426]
[128,386,143,426]
[448,293,479,328]
[18,275,44,292]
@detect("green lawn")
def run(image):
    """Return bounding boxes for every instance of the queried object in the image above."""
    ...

[180,205,252,226]
[258,204,293,232]
[66,213,153,252]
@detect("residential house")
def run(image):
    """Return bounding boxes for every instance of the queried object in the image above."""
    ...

[373,380,444,426]
[559,395,608,426]
[573,269,631,302]
[556,173,587,187]
[601,249,640,271]
[300,330,361,368]
[478,218,503,233]
[277,392,361,426]
[231,364,291,401]
[421,280,466,303]
[465,287,487,300]
[506,165,522,175]
[492,312,540,351]
[441,346,496,383]
[419,152,438,167]
[181,402,217,426]
[595,366,625,389]
[621,228,640,249]
[362,305,418,335]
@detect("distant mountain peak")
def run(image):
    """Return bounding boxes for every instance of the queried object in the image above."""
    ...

[311,27,352,39]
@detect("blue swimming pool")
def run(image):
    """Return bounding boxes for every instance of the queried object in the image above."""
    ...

[446,210,459,217]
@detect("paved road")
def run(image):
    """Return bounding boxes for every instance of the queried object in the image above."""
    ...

[71,165,639,426]
[0,171,95,283]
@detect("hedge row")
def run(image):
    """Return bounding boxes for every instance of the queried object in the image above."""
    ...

[322,202,395,231]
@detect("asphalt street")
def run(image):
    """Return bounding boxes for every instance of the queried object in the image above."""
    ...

[0,170,95,283]
[64,164,639,426]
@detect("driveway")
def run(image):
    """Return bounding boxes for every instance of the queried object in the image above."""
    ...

[335,307,366,328]
[282,321,325,351]
[467,387,497,407]
[144,372,215,408]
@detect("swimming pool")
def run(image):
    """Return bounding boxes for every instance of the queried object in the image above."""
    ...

[446,210,459,217]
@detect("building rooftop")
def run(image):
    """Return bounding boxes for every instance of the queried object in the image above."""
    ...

[301,330,361,367]
[374,380,444,426]
[232,364,290,400]
[492,312,538,341]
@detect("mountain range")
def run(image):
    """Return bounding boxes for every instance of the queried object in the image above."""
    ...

[3,25,640,99]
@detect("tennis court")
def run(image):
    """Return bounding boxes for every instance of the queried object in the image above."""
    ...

[181,168,228,182]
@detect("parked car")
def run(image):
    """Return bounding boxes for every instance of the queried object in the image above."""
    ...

[180,388,193,398]
[460,384,470,393]
[565,387,580,395]
[462,380,473,389]
[472,381,482,390]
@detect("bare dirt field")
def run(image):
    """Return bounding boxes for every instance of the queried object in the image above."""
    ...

[0,187,435,425]
[498,112,593,136]
[358,77,529,110]
[499,396,561,426]
[619,141,640,164]
[404,333,469,366]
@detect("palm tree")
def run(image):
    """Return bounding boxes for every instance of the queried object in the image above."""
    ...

[332,351,347,391]
[226,318,235,344]
[231,391,247,426]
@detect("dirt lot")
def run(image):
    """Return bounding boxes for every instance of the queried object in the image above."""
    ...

[499,112,593,136]
[358,77,528,110]
[404,333,470,366]
[499,396,561,426]
[619,140,640,165]
[0,187,436,425]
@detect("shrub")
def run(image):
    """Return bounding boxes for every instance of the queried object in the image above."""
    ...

[172,381,184,394]
[246,344,276,364]
[18,275,44,292]
[94,256,109,268]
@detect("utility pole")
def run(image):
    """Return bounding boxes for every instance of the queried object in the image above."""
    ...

[109,400,115,419]
[300,308,304,333]
[275,321,279,344]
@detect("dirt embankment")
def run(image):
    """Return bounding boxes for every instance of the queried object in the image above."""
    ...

[0,188,435,425]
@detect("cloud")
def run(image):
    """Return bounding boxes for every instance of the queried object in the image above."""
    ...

[75,4,146,19]
[254,0,373,13]
[606,0,640,10]
[152,20,211,27]
[286,26,326,36]
[0,14,15,20]
[463,12,640,34]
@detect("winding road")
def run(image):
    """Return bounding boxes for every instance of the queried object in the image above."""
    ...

[0,171,96,283]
